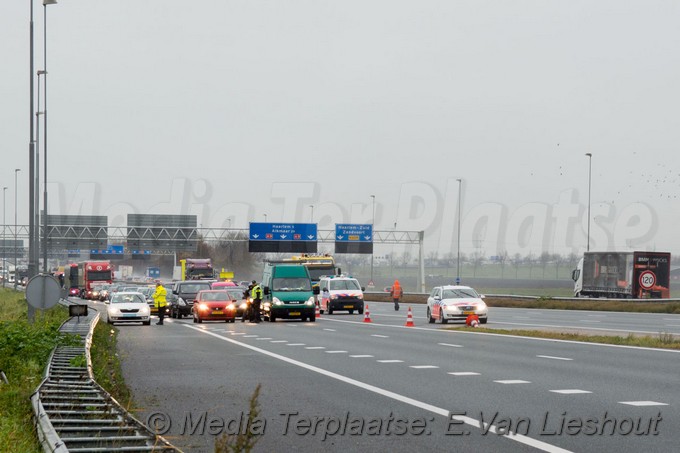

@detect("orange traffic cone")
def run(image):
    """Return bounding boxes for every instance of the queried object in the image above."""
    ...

[404,306,415,327]
[363,304,372,323]
[315,302,321,319]
[465,314,480,328]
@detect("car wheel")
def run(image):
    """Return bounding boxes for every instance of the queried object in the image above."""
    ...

[269,315,276,322]
[193,316,197,323]
[197,317,202,324]
[348,309,354,315]
[107,318,112,325]
[143,321,151,326]
[480,318,488,324]
[427,307,435,324]
[440,310,448,324]
[328,304,333,315]
[358,307,364,315]
[309,315,316,322]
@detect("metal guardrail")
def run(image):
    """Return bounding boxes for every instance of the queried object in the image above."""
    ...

[31,299,180,452]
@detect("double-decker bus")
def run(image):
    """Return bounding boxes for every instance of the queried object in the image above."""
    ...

[69,261,113,298]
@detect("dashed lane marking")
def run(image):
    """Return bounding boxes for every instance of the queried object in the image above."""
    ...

[494,380,531,385]
[377,360,404,363]
[438,343,463,348]
[349,355,374,358]
[550,389,592,394]
[536,355,573,361]
[409,365,439,369]
[619,401,668,407]
[448,372,480,376]
[185,324,572,453]
[305,346,326,350]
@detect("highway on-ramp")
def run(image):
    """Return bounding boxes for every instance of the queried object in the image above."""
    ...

[97,300,678,453]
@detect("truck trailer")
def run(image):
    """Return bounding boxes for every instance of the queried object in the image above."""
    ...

[572,251,670,299]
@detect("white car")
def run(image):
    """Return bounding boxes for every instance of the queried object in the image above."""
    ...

[426,285,488,324]
[106,292,151,325]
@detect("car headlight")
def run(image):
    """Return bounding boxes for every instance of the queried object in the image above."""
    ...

[198,303,209,311]
[178,298,186,306]
[109,308,121,315]
[357,294,364,299]
[140,306,150,315]
[273,297,283,306]
[476,302,487,312]
[306,297,315,306]
[227,303,235,310]
[239,302,247,309]
[331,294,338,299]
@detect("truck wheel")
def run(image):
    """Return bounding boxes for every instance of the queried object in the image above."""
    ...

[269,315,276,322]
[348,309,354,314]
[309,315,316,322]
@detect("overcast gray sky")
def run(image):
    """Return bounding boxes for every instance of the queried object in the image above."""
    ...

[2,1,679,257]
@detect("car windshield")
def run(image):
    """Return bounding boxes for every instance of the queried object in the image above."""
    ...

[111,293,146,304]
[273,278,311,291]
[329,279,360,291]
[227,291,244,300]
[442,288,479,299]
[180,283,211,293]
[201,292,229,301]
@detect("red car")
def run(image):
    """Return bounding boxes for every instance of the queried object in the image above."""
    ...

[192,290,237,323]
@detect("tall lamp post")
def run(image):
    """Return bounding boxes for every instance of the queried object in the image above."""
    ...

[370,195,375,285]
[36,70,44,272]
[309,205,314,223]
[585,153,592,251]
[14,169,21,290]
[2,187,6,285]
[456,179,462,285]
[42,0,57,272]
[263,213,267,222]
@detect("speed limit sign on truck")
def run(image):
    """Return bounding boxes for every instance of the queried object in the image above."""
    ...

[639,270,656,290]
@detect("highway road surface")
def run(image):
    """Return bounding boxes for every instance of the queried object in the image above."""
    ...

[90,300,678,453]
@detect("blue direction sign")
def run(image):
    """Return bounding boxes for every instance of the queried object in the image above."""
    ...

[249,223,318,253]
[249,223,317,241]
[335,224,373,242]
[335,224,373,254]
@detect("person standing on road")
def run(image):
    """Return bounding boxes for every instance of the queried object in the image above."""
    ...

[153,282,167,325]
[390,280,403,311]
[242,283,253,322]
[250,280,263,323]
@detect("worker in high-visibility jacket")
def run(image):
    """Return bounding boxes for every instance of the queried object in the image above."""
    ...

[390,280,403,311]
[153,282,167,325]
[250,280,263,323]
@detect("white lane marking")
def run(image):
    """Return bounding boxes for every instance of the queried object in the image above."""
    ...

[448,372,480,376]
[409,365,439,369]
[230,332,246,335]
[492,321,669,338]
[185,324,571,453]
[319,318,680,354]
[536,355,573,361]
[494,380,531,385]
[587,314,606,317]
[242,335,258,338]
[323,328,336,332]
[255,337,273,340]
[377,360,404,363]
[270,340,287,343]
[619,401,668,407]
[371,334,389,338]
[579,320,601,323]
[550,389,592,394]
[305,346,326,350]
[286,343,306,346]
[325,350,348,354]
[349,355,374,358]
[438,343,463,348]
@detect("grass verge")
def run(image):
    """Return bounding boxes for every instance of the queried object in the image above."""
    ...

[0,288,73,452]
[90,321,133,409]
[448,327,680,350]
[486,298,680,314]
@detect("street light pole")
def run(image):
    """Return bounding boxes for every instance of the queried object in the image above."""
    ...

[456,179,462,285]
[28,0,37,284]
[36,70,44,272]
[585,153,592,252]
[263,213,267,222]
[2,187,6,285]
[14,169,21,290]
[309,205,314,223]
[42,0,57,273]
[370,195,375,285]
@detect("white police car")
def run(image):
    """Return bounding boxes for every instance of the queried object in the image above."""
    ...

[318,276,365,315]
[426,285,488,324]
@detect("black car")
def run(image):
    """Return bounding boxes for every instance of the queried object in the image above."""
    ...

[169,281,213,318]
